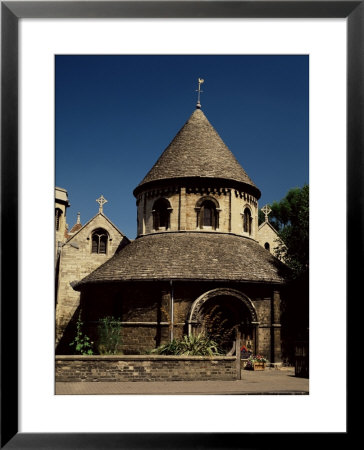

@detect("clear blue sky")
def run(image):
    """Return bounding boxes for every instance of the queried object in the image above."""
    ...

[56,55,308,239]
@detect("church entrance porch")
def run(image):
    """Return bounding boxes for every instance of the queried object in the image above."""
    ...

[188,288,259,355]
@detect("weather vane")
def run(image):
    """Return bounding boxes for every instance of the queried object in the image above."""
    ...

[196,78,204,108]
[96,195,108,213]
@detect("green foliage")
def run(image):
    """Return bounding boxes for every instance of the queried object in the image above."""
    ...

[261,185,309,279]
[151,332,222,356]
[96,316,123,355]
[69,311,94,355]
[203,305,235,352]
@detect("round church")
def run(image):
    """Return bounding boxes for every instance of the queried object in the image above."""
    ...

[73,103,286,362]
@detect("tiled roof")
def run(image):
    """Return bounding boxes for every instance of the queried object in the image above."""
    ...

[69,223,83,234]
[134,109,260,198]
[74,231,286,289]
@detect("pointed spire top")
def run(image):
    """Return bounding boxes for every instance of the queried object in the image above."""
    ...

[134,107,261,199]
[77,212,81,224]
[96,195,108,213]
[196,78,204,109]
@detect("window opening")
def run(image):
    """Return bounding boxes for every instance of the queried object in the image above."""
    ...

[91,228,108,254]
[243,208,252,235]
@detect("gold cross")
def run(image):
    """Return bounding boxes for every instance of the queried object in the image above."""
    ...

[96,195,108,213]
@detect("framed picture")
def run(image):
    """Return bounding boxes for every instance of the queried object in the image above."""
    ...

[1,1,356,447]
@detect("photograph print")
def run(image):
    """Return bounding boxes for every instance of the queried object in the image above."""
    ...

[55,55,309,394]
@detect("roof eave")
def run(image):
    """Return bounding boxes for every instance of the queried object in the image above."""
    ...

[133,176,261,199]
[73,276,285,291]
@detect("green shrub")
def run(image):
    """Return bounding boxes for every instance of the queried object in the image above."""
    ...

[69,311,94,355]
[96,316,123,355]
[151,333,222,356]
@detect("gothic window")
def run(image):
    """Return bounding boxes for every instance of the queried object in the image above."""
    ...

[264,242,270,251]
[152,198,171,230]
[243,208,252,235]
[55,208,62,231]
[196,198,219,230]
[91,228,108,254]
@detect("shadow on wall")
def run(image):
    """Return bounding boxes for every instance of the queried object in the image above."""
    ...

[55,305,81,355]
[115,236,131,253]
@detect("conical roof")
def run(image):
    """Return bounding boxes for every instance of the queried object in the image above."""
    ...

[134,108,260,198]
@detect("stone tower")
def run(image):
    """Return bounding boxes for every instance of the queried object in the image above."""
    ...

[55,187,70,263]
[134,108,260,240]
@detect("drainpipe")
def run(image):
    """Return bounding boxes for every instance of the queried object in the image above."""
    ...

[170,280,174,341]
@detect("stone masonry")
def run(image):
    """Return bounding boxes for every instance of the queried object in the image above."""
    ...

[56,355,236,382]
[55,212,128,347]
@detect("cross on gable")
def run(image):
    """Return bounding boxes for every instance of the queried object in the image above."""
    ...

[261,204,272,222]
[96,195,108,213]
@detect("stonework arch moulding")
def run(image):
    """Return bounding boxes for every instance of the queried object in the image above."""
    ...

[195,195,220,209]
[188,288,258,329]
[242,203,253,214]
[88,227,110,240]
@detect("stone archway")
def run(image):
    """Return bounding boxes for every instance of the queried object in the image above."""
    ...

[188,288,259,353]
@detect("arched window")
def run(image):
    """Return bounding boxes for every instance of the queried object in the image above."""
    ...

[196,198,219,230]
[243,208,252,235]
[264,242,270,251]
[152,198,171,230]
[55,208,62,231]
[91,228,108,254]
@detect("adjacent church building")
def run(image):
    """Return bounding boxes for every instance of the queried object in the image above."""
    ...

[55,101,286,363]
[55,193,129,350]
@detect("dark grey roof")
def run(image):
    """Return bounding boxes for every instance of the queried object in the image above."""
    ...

[74,232,285,289]
[134,109,260,198]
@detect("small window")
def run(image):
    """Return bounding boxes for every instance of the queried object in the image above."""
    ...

[91,228,108,254]
[203,202,213,227]
[198,199,218,229]
[153,198,171,230]
[243,208,252,235]
[264,242,270,251]
[55,208,62,231]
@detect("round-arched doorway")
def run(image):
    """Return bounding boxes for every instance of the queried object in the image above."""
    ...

[188,288,259,354]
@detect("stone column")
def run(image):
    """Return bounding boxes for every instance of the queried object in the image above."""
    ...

[235,330,241,380]
[179,187,186,230]
[271,290,282,363]
[251,322,260,354]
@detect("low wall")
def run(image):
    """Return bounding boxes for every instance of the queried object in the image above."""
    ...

[56,355,237,382]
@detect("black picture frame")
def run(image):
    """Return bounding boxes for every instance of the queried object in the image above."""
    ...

[1,1,357,448]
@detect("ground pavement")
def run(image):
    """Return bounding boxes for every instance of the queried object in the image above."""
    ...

[56,367,309,395]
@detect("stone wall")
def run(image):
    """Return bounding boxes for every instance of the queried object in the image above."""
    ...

[74,281,281,362]
[137,187,258,239]
[55,355,237,382]
[257,221,283,257]
[55,213,128,347]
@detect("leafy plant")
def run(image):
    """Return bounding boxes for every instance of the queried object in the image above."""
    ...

[69,311,94,355]
[96,316,123,355]
[203,305,235,351]
[245,354,268,369]
[151,332,222,356]
[258,184,309,280]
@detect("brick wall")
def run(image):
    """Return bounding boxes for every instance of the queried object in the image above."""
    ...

[56,355,237,382]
